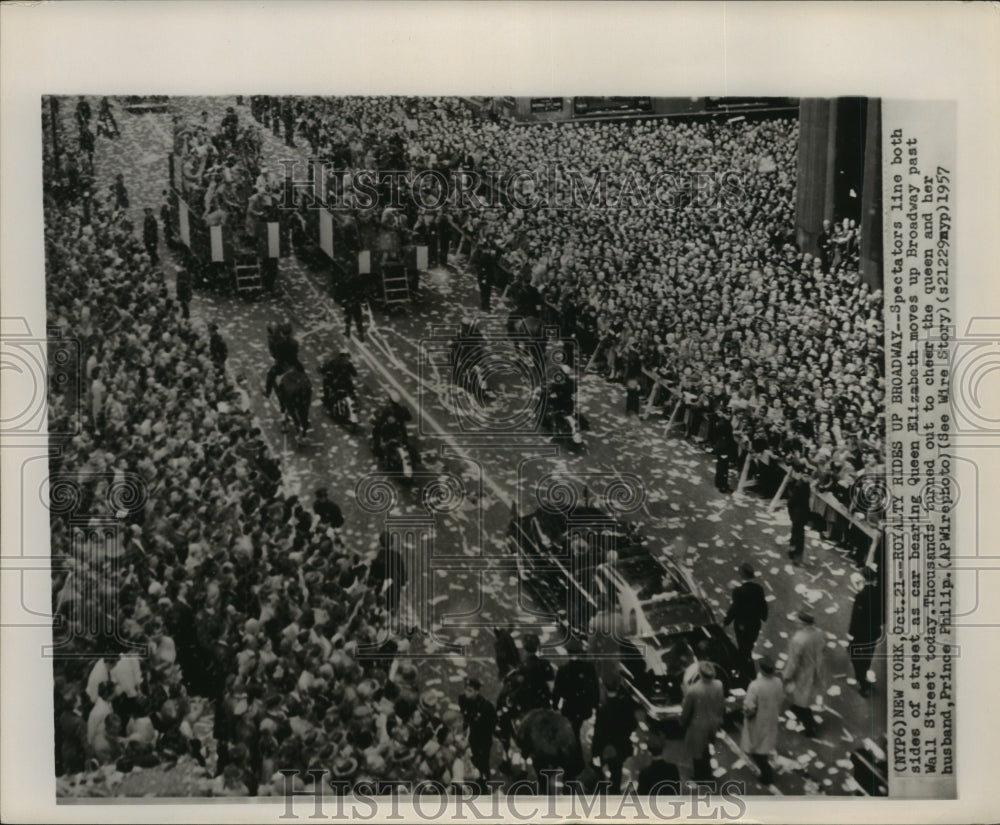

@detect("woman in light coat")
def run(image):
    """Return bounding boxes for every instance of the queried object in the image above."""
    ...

[782,612,826,736]
[740,657,784,784]
[680,662,725,783]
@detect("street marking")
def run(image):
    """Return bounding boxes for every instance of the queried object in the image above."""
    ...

[288,239,514,507]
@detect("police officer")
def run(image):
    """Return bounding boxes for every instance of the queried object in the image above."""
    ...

[472,241,497,312]
[458,677,497,786]
[142,207,159,264]
[368,530,406,616]
[220,106,239,146]
[552,637,600,740]
[372,392,414,467]
[437,206,452,270]
[313,487,345,530]
[510,272,543,320]
[713,415,737,493]
[723,562,769,678]
[322,351,357,399]
[515,634,555,712]
[175,266,193,320]
[847,567,883,697]
[339,268,366,341]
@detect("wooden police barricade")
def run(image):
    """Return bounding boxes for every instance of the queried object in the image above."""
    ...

[177,198,191,248]
[664,393,685,433]
[188,205,211,263]
[641,367,676,418]
[768,466,793,510]
[736,450,754,492]
[634,368,684,430]
[767,461,882,567]
[319,208,335,259]
[249,220,281,294]
[812,488,882,567]
[425,233,438,267]
[257,220,283,259]
[210,225,226,263]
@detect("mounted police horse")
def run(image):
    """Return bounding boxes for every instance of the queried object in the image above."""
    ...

[264,323,311,442]
[515,708,584,793]
[270,364,312,441]
[495,668,584,793]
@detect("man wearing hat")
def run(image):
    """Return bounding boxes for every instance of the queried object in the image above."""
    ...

[516,633,555,711]
[552,637,600,740]
[637,725,681,795]
[680,661,725,784]
[740,657,783,785]
[313,487,345,530]
[723,563,769,675]
[786,466,812,565]
[591,680,639,794]
[368,530,407,617]
[458,677,497,787]
[847,567,883,697]
[782,611,825,737]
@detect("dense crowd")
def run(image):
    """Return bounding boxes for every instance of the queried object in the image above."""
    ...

[460,117,883,504]
[171,105,275,234]
[45,108,482,795]
[253,97,884,504]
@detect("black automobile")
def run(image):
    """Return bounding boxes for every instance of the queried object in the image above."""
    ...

[507,501,748,720]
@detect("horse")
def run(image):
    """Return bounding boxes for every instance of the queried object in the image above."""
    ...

[493,668,583,793]
[493,626,520,681]
[271,365,312,439]
[514,708,584,793]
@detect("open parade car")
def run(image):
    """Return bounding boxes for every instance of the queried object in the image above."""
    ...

[507,501,748,721]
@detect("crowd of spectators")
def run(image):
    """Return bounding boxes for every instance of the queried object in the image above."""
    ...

[171,105,276,234]
[258,98,884,509]
[45,103,477,795]
[459,116,883,506]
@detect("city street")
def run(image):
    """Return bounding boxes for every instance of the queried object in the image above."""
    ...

[76,96,886,796]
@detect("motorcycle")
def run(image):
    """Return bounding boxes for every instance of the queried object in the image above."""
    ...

[371,397,419,481]
[323,380,360,433]
[542,404,585,449]
[380,437,414,480]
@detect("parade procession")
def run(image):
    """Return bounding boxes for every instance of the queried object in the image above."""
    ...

[42,94,889,800]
